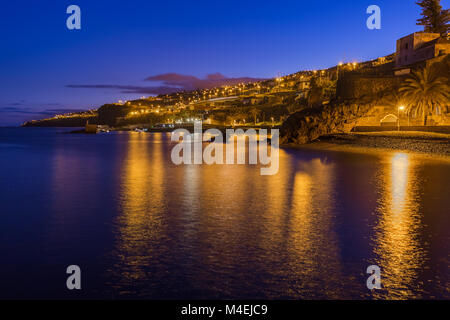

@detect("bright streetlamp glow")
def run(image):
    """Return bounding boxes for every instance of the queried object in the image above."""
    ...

[397,106,405,131]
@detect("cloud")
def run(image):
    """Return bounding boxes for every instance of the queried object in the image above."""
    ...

[65,84,179,95]
[0,104,83,116]
[66,73,265,95]
[145,72,265,91]
[44,108,86,113]
[0,106,35,114]
[145,73,199,83]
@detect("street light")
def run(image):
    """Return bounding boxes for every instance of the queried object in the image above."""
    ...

[398,106,405,131]
[337,62,343,81]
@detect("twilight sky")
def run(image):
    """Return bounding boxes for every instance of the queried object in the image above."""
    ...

[0,0,442,125]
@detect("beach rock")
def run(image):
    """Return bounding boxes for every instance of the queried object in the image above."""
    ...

[280,101,373,144]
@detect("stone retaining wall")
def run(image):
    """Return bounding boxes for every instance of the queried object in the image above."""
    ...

[353,126,450,134]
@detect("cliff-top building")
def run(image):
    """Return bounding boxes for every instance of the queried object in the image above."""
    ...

[395,32,450,68]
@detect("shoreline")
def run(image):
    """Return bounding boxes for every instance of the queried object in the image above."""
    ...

[20,126,450,158]
[291,132,450,159]
[67,124,280,135]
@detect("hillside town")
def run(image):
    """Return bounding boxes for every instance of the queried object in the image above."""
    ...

[24,31,450,145]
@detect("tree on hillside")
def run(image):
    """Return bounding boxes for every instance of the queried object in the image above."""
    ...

[249,108,261,125]
[400,66,449,125]
[416,0,450,35]
[226,113,244,127]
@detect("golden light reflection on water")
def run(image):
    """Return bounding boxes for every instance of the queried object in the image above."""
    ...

[111,133,166,285]
[107,133,446,299]
[284,159,345,298]
[109,134,349,297]
[372,153,425,299]
[260,148,291,237]
[5,129,448,299]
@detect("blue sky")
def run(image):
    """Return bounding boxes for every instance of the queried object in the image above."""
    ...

[0,0,444,125]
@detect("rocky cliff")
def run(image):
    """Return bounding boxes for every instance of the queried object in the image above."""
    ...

[280,101,376,144]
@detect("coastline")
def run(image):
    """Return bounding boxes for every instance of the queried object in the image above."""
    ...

[291,132,450,159]
[21,126,450,159]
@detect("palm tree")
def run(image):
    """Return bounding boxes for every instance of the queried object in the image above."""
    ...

[249,108,261,125]
[399,66,449,125]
